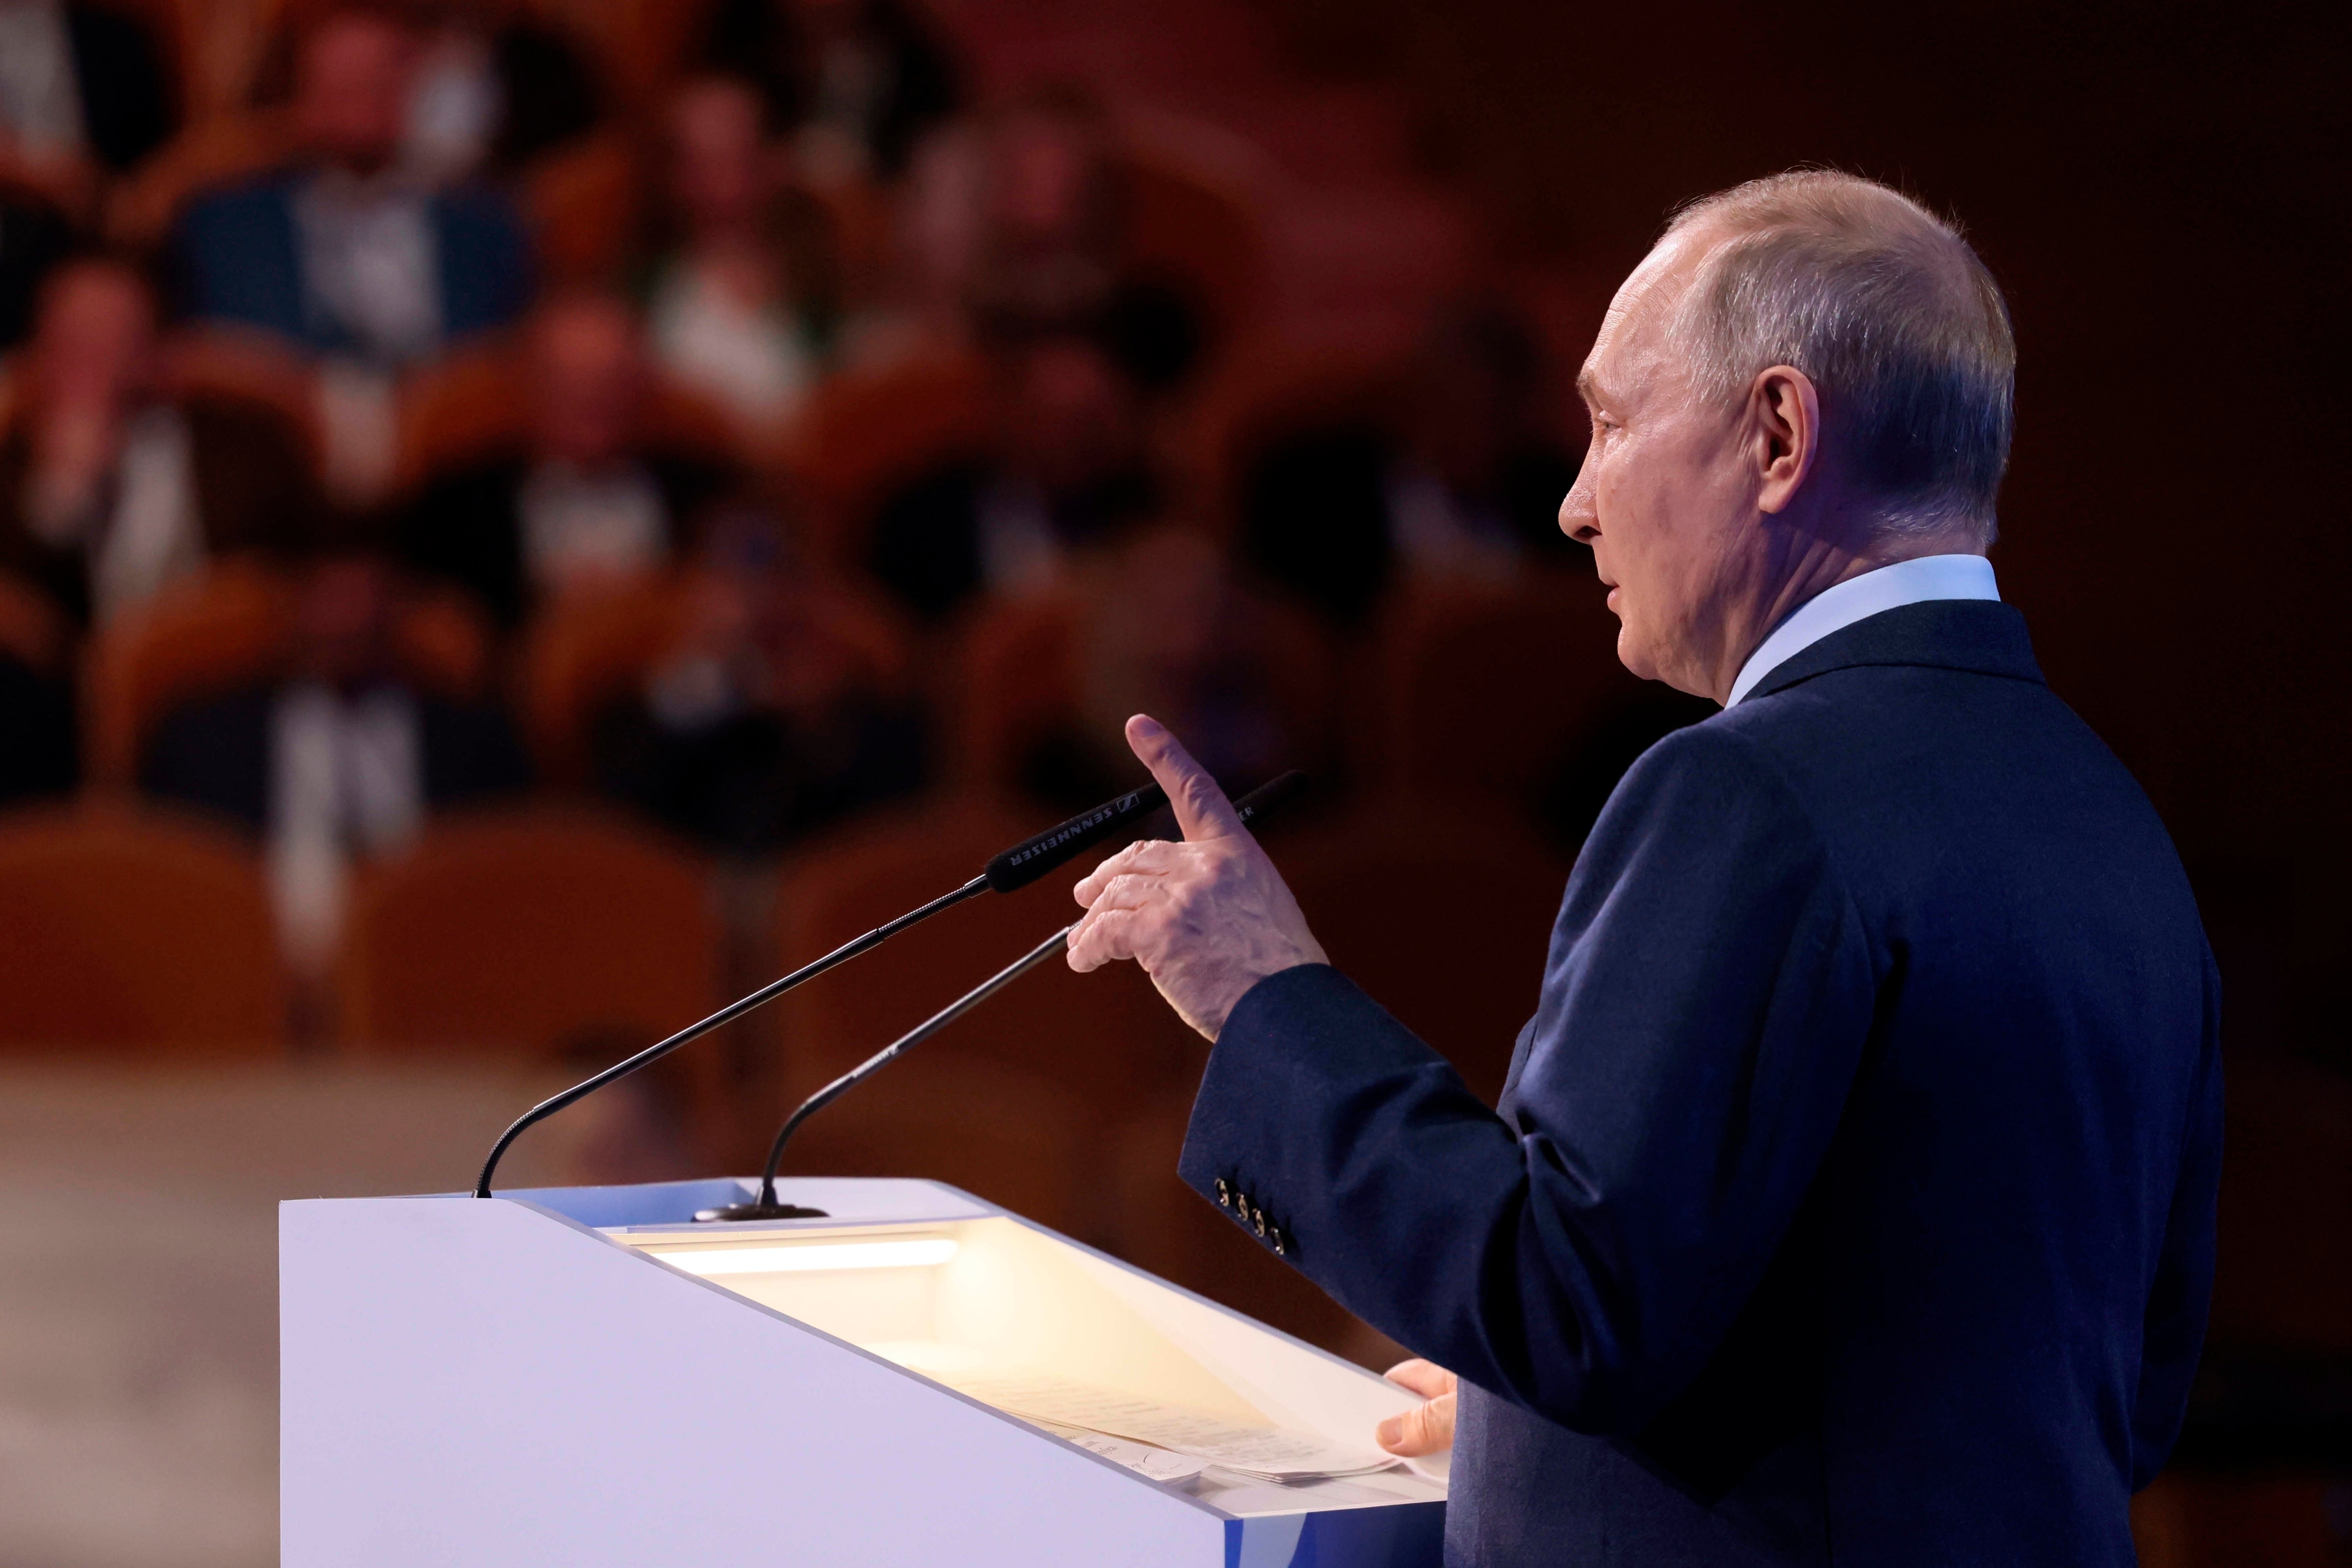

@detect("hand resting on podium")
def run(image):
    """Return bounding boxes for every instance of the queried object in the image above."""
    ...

[1065,714,1326,1038]
[1376,1360,1458,1458]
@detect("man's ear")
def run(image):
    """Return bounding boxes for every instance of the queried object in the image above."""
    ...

[1748,365,1821,516]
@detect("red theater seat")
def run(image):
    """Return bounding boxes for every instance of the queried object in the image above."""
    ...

[0,802,283,1052]
[339,807,718,1059]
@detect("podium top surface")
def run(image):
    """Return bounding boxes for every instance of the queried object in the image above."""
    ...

[487,1174,995,1232]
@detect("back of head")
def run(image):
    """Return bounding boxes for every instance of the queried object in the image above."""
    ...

[1666,171,2015,545]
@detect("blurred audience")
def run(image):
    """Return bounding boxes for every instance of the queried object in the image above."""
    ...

[0,0,176,347]
[694,0,961,188]
[640,73,839,438]
[1034,524,1315,806]
[0,256,315,628]
[846,85,1201,384]
[399,2,603,182]
[1243,300,1584,626]
[591,506,923,856]
[866,321,1159,626]
[141,547,528,971]
[398,292,733,628]
[967,86,1121,334]
[172,4,531,370]
[0,0,176,203]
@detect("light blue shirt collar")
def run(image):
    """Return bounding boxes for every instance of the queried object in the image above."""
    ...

[1726,553,2000,706]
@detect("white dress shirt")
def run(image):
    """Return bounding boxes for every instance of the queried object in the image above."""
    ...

[0,0,84,155]
[293,171,443,367]
[1727,553,2000,707]
[518,461,668,596]
[268,684,424,972]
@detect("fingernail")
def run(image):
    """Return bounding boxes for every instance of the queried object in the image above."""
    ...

[1375,1417,1400,1448]
[1130,714,1164,737]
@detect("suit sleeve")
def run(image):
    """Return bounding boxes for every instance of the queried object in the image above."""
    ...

[1180,724,1878,1434]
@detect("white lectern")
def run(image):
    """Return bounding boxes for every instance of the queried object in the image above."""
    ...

[282,1176,1447,1566]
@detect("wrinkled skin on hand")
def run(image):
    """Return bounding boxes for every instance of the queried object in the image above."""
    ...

[1065,714,1327,1039]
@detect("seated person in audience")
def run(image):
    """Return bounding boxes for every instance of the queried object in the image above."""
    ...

[591,505,923,856]
[1024,524,1317,810]
[140,545,529,970]
[398,292,734,628]
[694,0,961,187]
[639,73,840,438]
[965,87,1122,333]
[0,0,176,349]
[0,255,317,627]
[866,320,1159,626]
[0,0,175,208]
[849,86,1202,382]
[400,4,604,182]
[171,2,531,371]
[1242,299,1586,627]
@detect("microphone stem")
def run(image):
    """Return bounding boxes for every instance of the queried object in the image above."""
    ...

[472,874,990,1199]
[755,923,1074,1209]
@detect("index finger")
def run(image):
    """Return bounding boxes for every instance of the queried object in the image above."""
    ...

[1126,714,1243,842]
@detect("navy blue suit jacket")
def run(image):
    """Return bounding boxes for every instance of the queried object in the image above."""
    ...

[172,173,531,359]
[1184,600,2221,1566]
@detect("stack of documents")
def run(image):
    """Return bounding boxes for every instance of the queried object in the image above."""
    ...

[941,1371,1396,1483]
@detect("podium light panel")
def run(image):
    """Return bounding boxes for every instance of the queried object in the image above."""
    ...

[654,1237,959,1276]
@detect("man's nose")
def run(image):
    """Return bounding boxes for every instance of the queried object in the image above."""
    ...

[1558,470,1599,543]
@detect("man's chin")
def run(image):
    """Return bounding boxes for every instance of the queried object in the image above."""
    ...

[1614,625,1660,683]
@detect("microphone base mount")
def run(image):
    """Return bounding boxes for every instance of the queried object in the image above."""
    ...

[691,1201,832,1223]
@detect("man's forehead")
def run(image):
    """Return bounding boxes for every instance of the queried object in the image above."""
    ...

[1578,233,1705,401]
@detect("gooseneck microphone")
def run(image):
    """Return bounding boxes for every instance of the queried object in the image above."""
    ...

[472,782,1170,1200]
[696,770,1309,1224]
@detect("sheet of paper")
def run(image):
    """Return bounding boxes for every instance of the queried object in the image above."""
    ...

[1024,1418,1212,1482]
[942,1371,1393,1481]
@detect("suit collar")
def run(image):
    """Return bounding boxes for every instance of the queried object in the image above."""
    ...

[1745,599,2044,700]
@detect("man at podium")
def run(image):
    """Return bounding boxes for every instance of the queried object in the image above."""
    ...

[1067,171,2221,1567]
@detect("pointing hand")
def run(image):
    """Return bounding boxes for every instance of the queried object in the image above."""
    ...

[1065,715,1326,1039]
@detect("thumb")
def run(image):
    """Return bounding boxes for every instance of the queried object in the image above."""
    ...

[1126,714,1242,842]
[1374,1391,1456,1457]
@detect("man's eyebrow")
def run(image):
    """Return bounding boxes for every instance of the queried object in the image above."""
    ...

[1574,366,1605,405]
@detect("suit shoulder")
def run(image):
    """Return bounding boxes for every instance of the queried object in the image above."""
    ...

[433,182,528,231]
[1616,714,1810,812]
[1592,714,1836,868]
[177,172,296,228]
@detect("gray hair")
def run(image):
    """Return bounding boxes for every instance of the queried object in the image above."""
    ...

[1663,171,2016,545]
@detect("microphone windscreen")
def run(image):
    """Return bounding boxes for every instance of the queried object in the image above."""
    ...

[982,783,1170,894]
